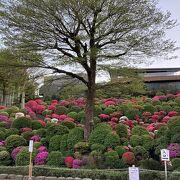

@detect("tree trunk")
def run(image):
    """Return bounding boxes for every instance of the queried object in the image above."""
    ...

[21,90,25,109]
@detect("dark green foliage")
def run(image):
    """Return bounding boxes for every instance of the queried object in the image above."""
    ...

[94,105,103,116]
[21,131,34,141]
[5,128,19,137]
[76,111,85,123]
[47,151,64,167]
[0,146,6,152]
[69,106,82,113]
[60,121,76,129]
[5,135,27,152]
[0,123,6,128]
[74,142,90,154]
[156,125,168,138]
[42,110,52,116]
[67,112,78,121]
[142,135,154,150]
[67,127,84,151]
[115,124,128,138]
[46,124,69,140]
[104,151,123,169]
[104,107,114,115]
[90,144,106,153]
[124,108,139,120]
[171,133,180,143]
[172,158,180,170]
[143,104,157,114]
[132,126,149,136]
[55,106,68,115]
[11,117,32,130]
[130,135,142,147]
[32,120,43,130]
[0,150,11,166]
[133,146,149,159]
[89,123,112,145]
[93,117,101,126]
[115,146,126,157]
[140,159,164,170]
[49,135,61,152]
[15,148,37,166]
[0,130,5,140]
[5,106,19,115]
[40,137,49,147]
[33,128,47,137]
[60,134,70,156]
[0,127,6,132]
[104,132,120,149]
[33,142,42,149]
[161,105,173,112]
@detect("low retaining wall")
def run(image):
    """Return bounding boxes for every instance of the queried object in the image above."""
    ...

[0,174,98,180]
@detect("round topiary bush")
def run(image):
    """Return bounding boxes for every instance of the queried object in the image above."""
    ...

[104,107,114,115]
[140,158,164,170]
[133,146,149,160]
[115,146,126,157]
[67,112,78,121]
[32,120,43,130]
[115,124,128,138]
[90,144,106,153]
[33,128,47,137]
[46,124,69,140]
[142,135,154,150]
[0,150,11,165]
[131,126,149,136]
[16,147,37,166]
[54,106,68,115]
[11,117,32,130]
[89,123,112,145]
[172,158,180,170]
[49,135,61,152]
[60,134,69,156]
[21,131,34,141]
[5,106,19,115]
[47,151,64,167]
[104,132,120,149]
[0,130,5,140]
[76,111,85,123]
[130,135,142,147]
[69,106,82,113]
[60,121,76,129]
[171,133,180,143]
[67,127,84,151]
[74,142,90,154]
[143,104,157,114]
[5,128,19,137]
[104,151,124,169]
[5,135,27,152]
[94,105,103,116]
[122,151,135,165]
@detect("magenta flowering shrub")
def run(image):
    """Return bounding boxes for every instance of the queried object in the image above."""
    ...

[11,146,24,160]
[73,159,82,169]
[59,100,70,107]
[31,135,41,142]
[0,140,5,146]
[0,115,9,122]
[38,146,48,153]
[20,127,32,133]
[34,151,49,165]
[168,111,178,117]
[168,143,180,158]
[99,114,110,120]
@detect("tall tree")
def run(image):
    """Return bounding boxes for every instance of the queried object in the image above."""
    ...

[0,0,177,139]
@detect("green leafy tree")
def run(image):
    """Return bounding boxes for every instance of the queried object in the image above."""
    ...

[0,0,177,139]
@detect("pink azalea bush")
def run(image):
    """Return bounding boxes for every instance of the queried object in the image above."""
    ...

[34,151,49,165]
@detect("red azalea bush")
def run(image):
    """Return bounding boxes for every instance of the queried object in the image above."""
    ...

[64,156,74,168]
[122,152,135,165]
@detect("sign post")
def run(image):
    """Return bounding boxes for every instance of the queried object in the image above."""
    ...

[28,140,33,180]
[129,165,139,180]
[161,149,170,180]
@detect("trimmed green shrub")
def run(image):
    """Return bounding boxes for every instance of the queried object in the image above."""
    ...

[115,146,126,157]
[140,158,164,170]
[49,135,61,152]
[69,106,82,113]
[42,110,52,116]
[133,146,149,159]
[0,130,5,140]
[21,131,34,141]
[5,135,27,152]
[93,117,101,126]
[74,142,90,154]
[104,132,120,149]
[46,124,69,140]
[130,135,142,147]
[0,146,6,152]
[55,106,68,115]
[5,106,19,115]
[172,158,180,170]
[32,120,43,130]
[90,144,106,153]
[16,148,37,166]
[156,125,168,138]
[132,126,149,136]
[104,107,114,115]
[47,151,64,167]
[171,133,180,143]
[0,150,11,166]
[67,127,84,151]
[104,151,123,169]
[5,128,19,137]
[60,121,76,129]
[89,123,112,145]
[142,135,154,150]
[143,104,157,114]
[161,105,173,112]
[94,105,103,116]
[60,134,70,156]
[124,108,139,120]
[115,124,128,138]
[76,111,85,123]
[33,142,42,149]
[67,112,78,121]
[33,128,47,137]
[11,117,32,130]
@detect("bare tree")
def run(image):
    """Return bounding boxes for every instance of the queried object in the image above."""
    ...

[0,0,177,139]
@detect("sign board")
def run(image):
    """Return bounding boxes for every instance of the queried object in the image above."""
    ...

[161,149,170,161]
[129,166,139,180]
[29,140,33,153]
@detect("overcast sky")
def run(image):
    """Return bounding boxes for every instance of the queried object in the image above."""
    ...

[139,0,180,68]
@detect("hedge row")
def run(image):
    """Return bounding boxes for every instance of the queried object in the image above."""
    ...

[0,166,179,180]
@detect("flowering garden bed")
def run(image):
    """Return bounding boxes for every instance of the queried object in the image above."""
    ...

[0,94,180,173]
